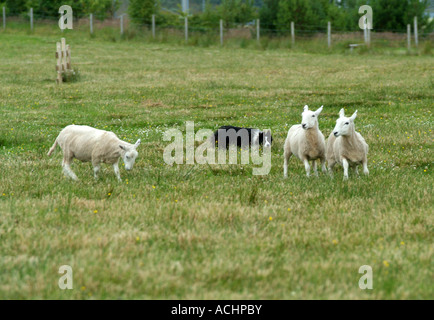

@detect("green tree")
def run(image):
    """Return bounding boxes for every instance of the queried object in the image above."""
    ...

[4,0,27,15]
[198,1,220,28]
[21,0,115,19]
[78,0,118,19]
[128,0,159,24]
[25,0,63,18]
[276,0,316,30]
[371,0,433,32]
[259,0,279,30]
[219,0,257,27]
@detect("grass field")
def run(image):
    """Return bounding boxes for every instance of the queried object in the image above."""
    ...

[0,28,433,299]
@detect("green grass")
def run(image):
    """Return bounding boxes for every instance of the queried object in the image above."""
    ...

[0,27,433,299]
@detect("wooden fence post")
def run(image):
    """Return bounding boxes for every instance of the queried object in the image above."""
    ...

[256,19,260,43]
[120,14,124,35]
[30,8,33,31]
[90,14,93,34]
[152,14,155,38]
[220,19,223,46]
[56,42,62,84]
[327,21,331,48]
[414,16,418,48]
[185,16,188,43]
[61,38,67,71]
[56,38,74,84]
[66,45,71,70]
[407,24,411,52]
[363,23,367,44]
[367,25,371,47]
[291,21,295,46]
[2,7,5,30]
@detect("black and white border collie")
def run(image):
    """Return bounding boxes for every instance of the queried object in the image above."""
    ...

[212,126,273,149]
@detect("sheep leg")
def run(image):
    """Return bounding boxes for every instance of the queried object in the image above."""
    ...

[328,160,336,178]
[113,162,122,182]
[303,159,311,177]
[93,163,101,180]
[321,158,327,174]
[354,166,359,176]
[62,157,78,181]
[283,150,292,178]
[363,158,369,176]
[312,160,318,177]
[342,158,349,180]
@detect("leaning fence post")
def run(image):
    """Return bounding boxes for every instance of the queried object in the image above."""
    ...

[291,21,295,46]
[327,21,331,48]
[30,8,33,31]
[184,16,188,43]
[61,38,67,71]
[90,13,93,34]
[56,42,62,84]
[414,16,418,48]
[56,38,74,84]
[256,19,260,43]
[120,14,124,35]
[152,14,155,38]
[220,19,223,46]
[2,7,5,30]
[407,24,411,52]
[66,44,71,70]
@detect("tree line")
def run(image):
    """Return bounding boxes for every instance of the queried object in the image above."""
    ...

[1,0,433,32]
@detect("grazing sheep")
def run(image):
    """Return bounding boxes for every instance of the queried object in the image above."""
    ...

[47,125,141,181]
[326,109,369,180]
[283,105,326,177]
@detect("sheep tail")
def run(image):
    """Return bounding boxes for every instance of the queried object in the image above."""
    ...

[47,139,58,156]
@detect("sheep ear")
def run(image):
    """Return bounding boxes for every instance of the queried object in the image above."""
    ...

[134,139,141,148]
[303,105,309,112]
[315,105,323,116]
[350,110,358,121]
[339,108,345,118]
[119,145,126,151]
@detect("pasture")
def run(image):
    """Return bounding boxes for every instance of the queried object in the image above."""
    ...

[0,29,432,299]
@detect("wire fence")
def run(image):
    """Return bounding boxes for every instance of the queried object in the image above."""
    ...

[2,8,434,52]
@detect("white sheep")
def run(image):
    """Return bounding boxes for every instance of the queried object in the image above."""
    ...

[47,125,141,181]
[326,109,369,180]
[283,105,326,177]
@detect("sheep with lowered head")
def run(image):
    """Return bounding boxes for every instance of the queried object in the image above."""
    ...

[47,125,141,181]
[326,108,368,180]
[283,105,326,177]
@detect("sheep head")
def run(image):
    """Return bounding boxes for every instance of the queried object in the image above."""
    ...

[119,139,141,171]
[333,109,357,137]
[301,105,323,130]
